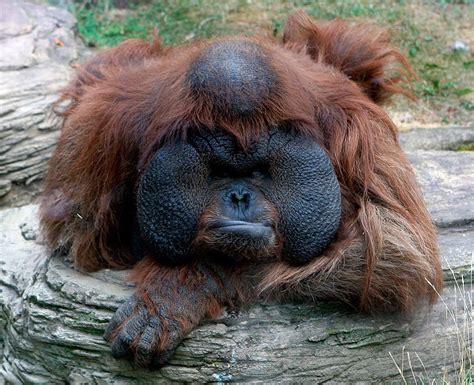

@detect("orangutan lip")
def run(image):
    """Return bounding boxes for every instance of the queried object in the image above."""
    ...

[208,220,271,229]
[208,220,273,238]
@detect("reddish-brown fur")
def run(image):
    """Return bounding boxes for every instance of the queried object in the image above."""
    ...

[41,9,442,343]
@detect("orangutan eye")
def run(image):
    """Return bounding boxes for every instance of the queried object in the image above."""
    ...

[250,170,268,179]
[209,165,233,179]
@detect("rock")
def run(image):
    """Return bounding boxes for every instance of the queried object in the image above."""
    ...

[399,126,474,152]
[451,40,470,52]
[398,111,414,123]
[0,0,88,208]
[438,225,474,284]
[408,151,474,227]
[0,149,472,383]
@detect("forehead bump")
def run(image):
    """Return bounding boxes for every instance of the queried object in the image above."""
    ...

[187,40,276,115]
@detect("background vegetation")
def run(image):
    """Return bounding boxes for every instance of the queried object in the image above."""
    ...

[57,0,473,127]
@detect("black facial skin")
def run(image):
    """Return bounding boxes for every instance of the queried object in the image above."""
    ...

[137,127,342,266]
[187,41,276,116]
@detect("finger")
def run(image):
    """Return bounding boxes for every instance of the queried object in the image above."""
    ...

[134,316,160,367]
[104,296,137,341]
[110,308,149,358]
[151,319,182,368]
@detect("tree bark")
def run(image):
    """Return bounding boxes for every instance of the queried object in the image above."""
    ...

[0,0,88,207]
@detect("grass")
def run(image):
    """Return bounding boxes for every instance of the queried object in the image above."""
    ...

[389,261,473,385]
[55,0,473,127]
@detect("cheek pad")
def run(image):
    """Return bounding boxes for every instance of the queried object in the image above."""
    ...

[137,143,208,263]
[267,138,341,264]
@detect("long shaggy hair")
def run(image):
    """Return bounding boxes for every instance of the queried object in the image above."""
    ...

[40,10,442,314]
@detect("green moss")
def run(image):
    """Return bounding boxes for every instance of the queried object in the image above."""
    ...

[457,142,474,151]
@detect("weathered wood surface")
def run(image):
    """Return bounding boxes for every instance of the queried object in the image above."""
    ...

[0,150,472,384]
[0,0,88,207]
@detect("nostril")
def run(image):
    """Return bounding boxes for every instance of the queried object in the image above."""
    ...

[229,190,251,204]
[230,192,240,204]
